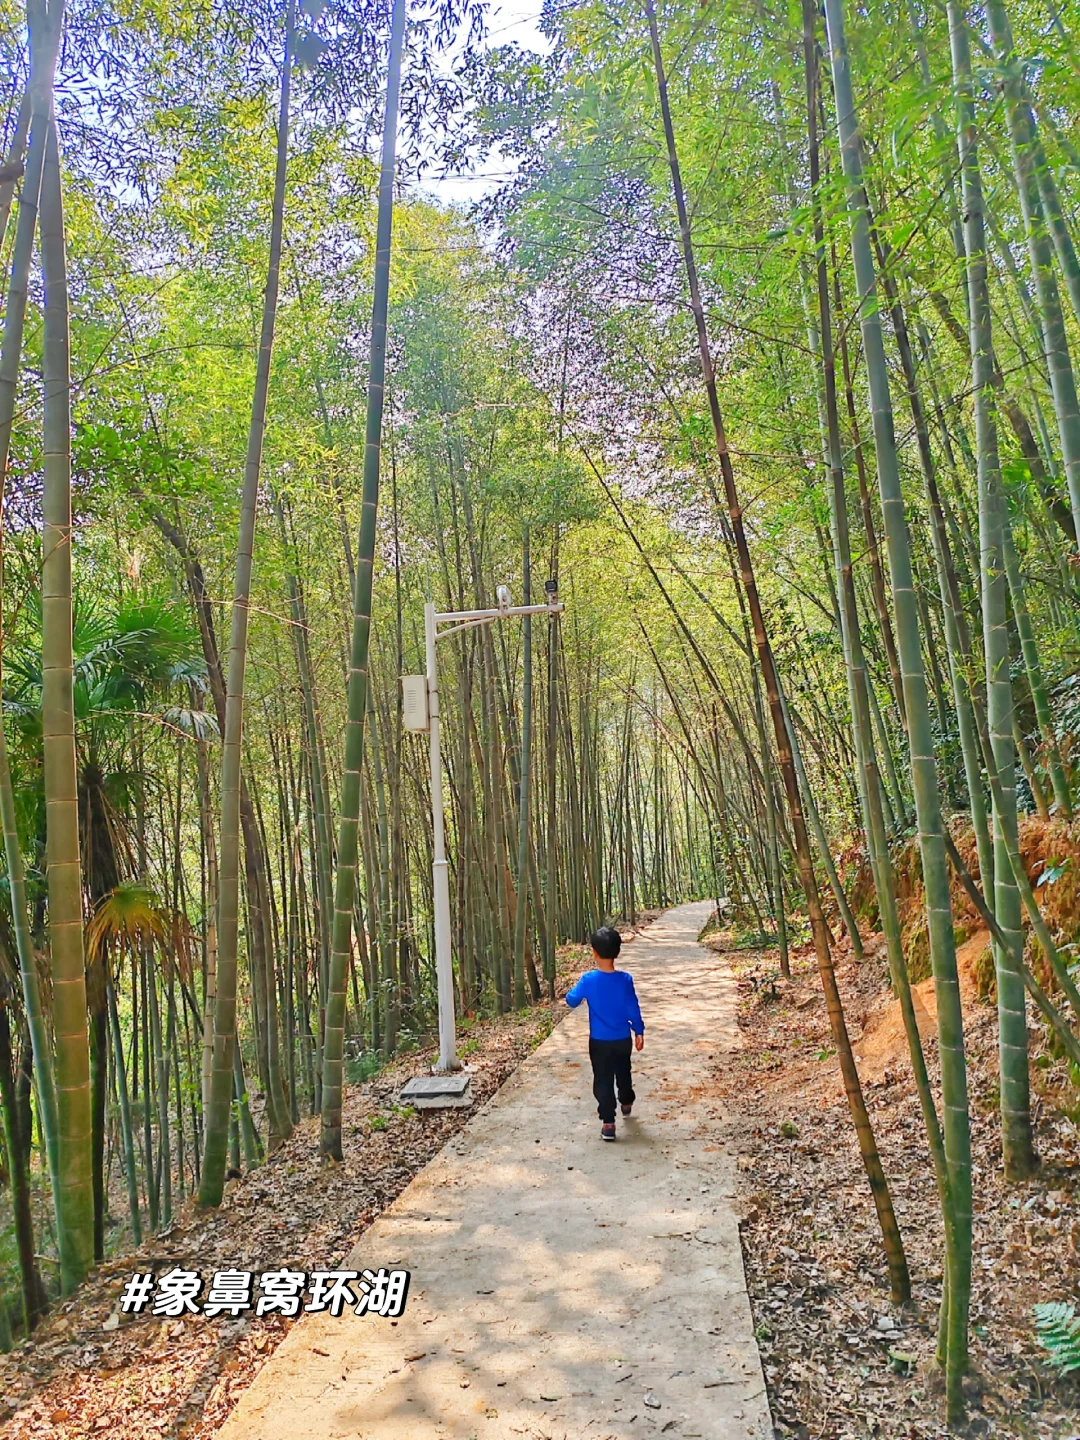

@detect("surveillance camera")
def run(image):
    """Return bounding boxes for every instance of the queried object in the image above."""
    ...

[496,584,512,610]
[544,578,558,597]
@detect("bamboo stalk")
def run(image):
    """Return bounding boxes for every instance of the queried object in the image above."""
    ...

[200,0,294,1205]
[648,0,910,1306]
[40,101,94,1291]
[320,0,406,1158]
[824,0,970,1400]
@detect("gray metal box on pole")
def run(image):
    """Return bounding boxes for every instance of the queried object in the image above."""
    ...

[401,674,429,732]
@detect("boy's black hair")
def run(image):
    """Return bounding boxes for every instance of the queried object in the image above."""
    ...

[590,925,622,960]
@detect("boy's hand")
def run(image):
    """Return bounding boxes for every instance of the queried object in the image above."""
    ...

[634,1033,644,1052]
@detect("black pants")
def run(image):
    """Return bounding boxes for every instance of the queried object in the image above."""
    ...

[589,1037,635,1124]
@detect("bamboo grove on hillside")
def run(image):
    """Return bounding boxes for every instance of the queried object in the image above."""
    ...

[1,0,1080,1426]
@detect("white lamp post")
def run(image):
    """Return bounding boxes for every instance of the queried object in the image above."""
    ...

[403,584,564,1074]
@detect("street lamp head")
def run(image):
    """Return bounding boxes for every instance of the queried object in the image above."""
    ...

[496,584,512,611]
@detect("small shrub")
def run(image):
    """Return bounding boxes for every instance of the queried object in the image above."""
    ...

[903,919,931,984]
[974,942,996,1002]
[732,929,781,953]
[1033,1301,1080,1376]
[346,1048,383,1084]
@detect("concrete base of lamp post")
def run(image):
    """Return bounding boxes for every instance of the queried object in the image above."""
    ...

[398,1072,473,1111]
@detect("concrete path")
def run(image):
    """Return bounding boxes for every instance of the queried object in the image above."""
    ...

[217,901,771,1440]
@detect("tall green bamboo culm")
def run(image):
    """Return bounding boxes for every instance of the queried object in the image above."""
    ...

[986,0,1080,552]
[106,974,142,1245]
[199,1,294,1207]
[950,0,1037,1183]
[1001,518,1070,816]
[864,220,998,888]
[647,0,910,1307]
[0,9,63,1243]
[802,0,948,1216]
[320,0,407,1160]
[990,0,1080,329]
[824,0,972,1418]
[40,109,94,1291]
[0,989,46,1332]
[0,89,30,252]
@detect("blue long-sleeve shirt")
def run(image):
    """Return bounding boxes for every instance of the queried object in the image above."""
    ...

[565,968,644,1041]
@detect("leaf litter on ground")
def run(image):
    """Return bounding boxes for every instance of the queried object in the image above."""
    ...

[704,926,1080,1440]
[0,936,622,1440]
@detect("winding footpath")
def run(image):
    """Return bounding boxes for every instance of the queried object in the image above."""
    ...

[217,901,771,1440]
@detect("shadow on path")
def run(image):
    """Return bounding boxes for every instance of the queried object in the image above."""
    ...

[216,901,771,1440]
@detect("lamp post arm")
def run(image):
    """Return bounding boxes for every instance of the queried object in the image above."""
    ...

[435,601,565,628]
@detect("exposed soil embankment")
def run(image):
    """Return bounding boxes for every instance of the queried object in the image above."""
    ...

[851,928,989,1083]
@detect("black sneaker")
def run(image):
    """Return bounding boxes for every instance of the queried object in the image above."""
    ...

[621,1103,633,1117]
[601,1122,617,1142]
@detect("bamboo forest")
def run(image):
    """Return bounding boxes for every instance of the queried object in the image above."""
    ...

[2,0,1080,1434]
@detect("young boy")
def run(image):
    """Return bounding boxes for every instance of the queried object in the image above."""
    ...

[565,926,645,1141]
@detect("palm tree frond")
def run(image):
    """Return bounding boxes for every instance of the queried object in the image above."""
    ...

[85,882,168,964]
[161,705,220,740]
